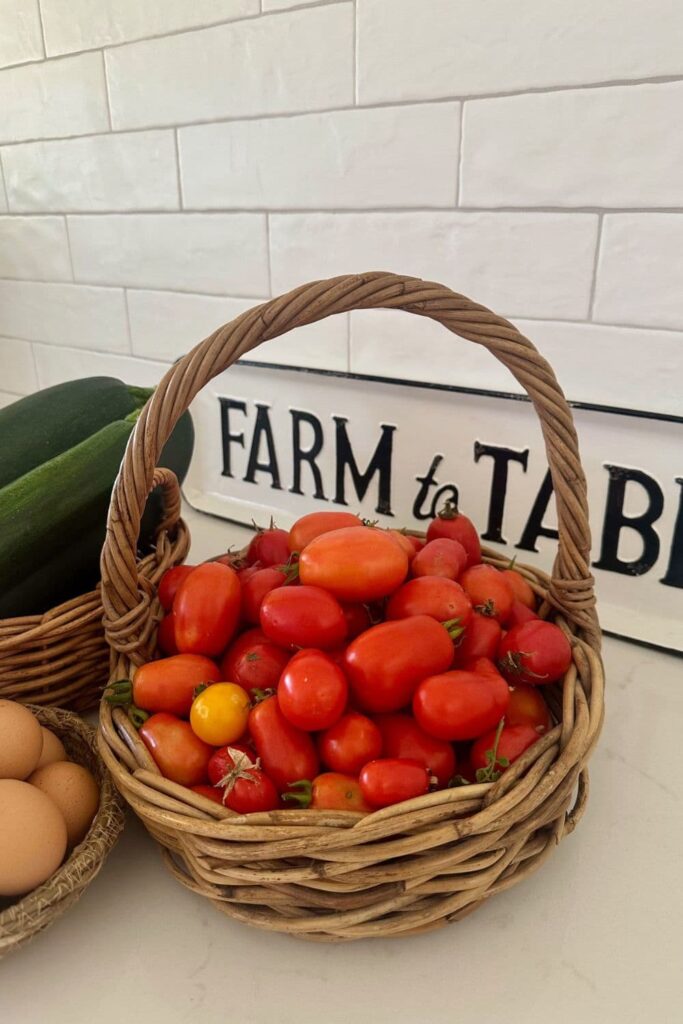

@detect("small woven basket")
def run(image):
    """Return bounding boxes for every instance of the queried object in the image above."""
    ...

[0,471,189,711]
[0,704,125,957]
[98,273,604,941]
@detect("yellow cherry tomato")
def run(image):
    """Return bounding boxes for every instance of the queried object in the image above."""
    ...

[190,683,250,746]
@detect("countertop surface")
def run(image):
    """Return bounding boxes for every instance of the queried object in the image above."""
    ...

[4,504,681,1024]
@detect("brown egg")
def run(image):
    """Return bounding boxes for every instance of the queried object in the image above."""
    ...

[0,779,68,896]
[0,700,43,780]
[28,762,99,848]
[35,727,68,769]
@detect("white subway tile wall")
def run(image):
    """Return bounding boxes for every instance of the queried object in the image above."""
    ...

[0,0,680,415]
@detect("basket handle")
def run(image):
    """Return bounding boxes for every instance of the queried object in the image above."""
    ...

[101,272,599,652]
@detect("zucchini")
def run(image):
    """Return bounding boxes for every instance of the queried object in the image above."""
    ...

[0,377,141,490]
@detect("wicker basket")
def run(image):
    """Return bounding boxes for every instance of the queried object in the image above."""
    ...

[0,470,189,711]
[98,273,604,941]
[0,704,125,957]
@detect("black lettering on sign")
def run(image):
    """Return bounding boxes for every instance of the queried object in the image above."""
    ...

[516,469,559,552]
[219,397,247,478]
[244,403,282,490]
[474,442,529,544]
[290,409,327,501]
[412,454,459,521]
[334,417,395,516]
[661,477,683,589]
[593,465,663,576]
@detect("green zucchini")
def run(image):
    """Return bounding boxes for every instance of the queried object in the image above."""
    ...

[0,377,141,490]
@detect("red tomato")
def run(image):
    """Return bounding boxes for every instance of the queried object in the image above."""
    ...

[318,712,382,775]
[411,538,468,581]
[209,746,280,813]
[158,565,196,611]
[508,601,540,627]
[247,528,291,568]
[386,577,472,630]
[501,568,536,610]
[249,696,319,792]
[241,566,288,625]
[133,653,222,717]
[220,633,289,696]
[506,683,552,733]
[139,713,213,786]
[299,526,409,602]
[260,585,347,650]
[284,773,371,812]
[359,759,430,809]
[498,620,572,686]
[341,602,371,640]
[207,740,256,786]
[157,613,178,655]
[174,562,241,656]
[191,784,224,805]
[426,504,481,567]
[471,724,540,777]
[288,511,363,554]
[387,530,417,557]
[344,615,455,713]
[278,650,348,731]
[413,658,510,741]
[374,713,456,788]
[460,565,513,624]
[237,563,262,584]
[452,613,502,668]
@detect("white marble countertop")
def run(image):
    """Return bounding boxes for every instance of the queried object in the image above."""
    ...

[4,504,682,1024]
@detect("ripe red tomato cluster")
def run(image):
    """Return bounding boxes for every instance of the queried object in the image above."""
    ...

[120,506,572,815]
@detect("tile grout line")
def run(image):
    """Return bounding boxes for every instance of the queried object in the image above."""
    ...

[62,215,76,282]
[0,153,9,209]
[3,205,683,217]
[454,103,465,206]
[265,213,273,296]
[122,290,134,353]
[100,50,113,131]
[352,0,358,105]
[28,340,41,389]
[173,128,184,209]
[35,0,48,58]
[0,0,351,71]
[587,214,605,320]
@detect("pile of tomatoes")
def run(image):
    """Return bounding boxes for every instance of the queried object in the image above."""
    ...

[108,506,572,815]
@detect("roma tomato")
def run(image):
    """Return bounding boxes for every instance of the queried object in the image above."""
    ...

[374,713,456,789]
[501,568,536,610]
[299,526,409,602]
[174,562,241,656]
[247,527,291,568]
[318,711,382,774]
[207,740,255,786]
[278,650,348,731]
[345,615,455,713]
[260,585,347,650]
[289,511,363,553]
[498,620,572,686]
[158,565,196,611]
[506,683,552,733]
[284,773,370,813]
[460,564,513,624]
[386,577,472,630]
[411,538,468,581]
[413,658,510,741]
[157,613,178,655]
[359,759,430,809]
[133,653,222,717]
[452,613,502,668]
[508,601,540,627]
[209,746,280,813]
[426,503,481,567]
[341,602,371,640]
[139,713,213,787]
[220,632,289,695]
[190,683,250,746]
[241,566,288,625]
[387,530,417,558]
[471,723,540,778]
[249,696,319,792]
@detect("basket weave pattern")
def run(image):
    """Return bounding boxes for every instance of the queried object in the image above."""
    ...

[98,273,604,941]
[0,705,125,957]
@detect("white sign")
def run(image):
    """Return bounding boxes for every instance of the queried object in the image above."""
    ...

[184,362,683,652]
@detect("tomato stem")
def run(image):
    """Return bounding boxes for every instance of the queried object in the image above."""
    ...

[282,779,313,808]
[104,678,133,707]
[128,705,149,729]
[437,500,460,521]
[441,617,465,641]
[475,717,509,783]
